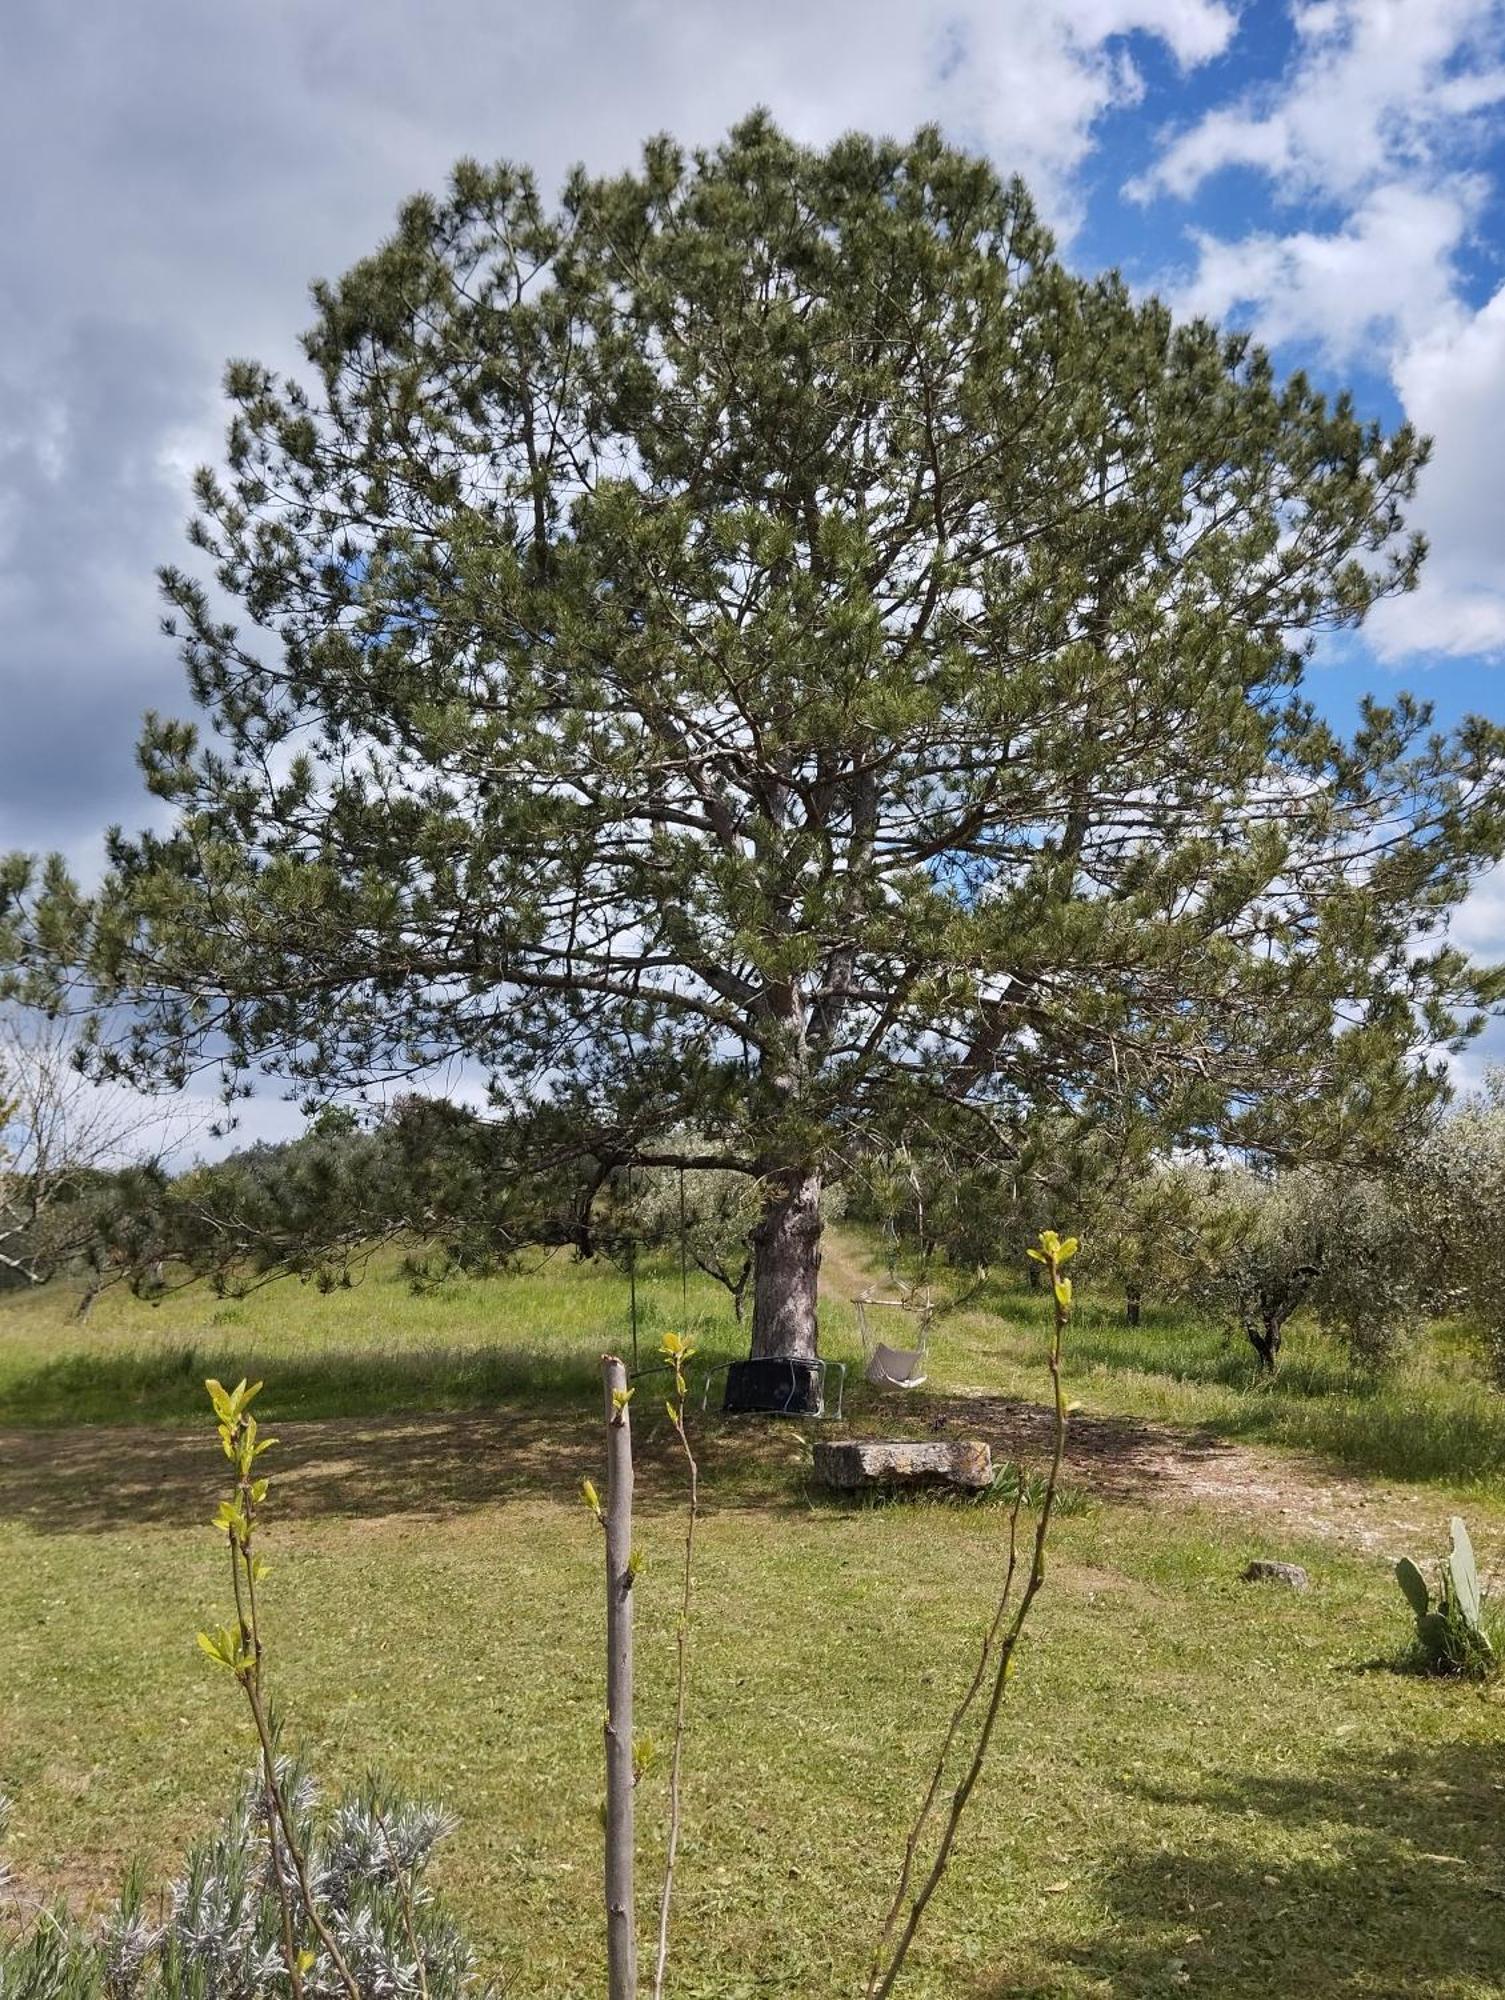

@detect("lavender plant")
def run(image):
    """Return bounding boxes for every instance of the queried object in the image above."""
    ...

[0,1766,489,1999]
[0,1381,492,2000]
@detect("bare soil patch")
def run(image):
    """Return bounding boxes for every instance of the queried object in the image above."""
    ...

[917,1387,1462,1559]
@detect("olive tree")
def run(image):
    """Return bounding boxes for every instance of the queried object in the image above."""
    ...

[1208,1165,1424,1373]
[1088,1160,1230,1326]
[1410,1073,1505,1381]
[601,1159,764,1321]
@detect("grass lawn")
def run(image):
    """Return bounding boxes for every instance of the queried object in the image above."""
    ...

[2,1235,1504,1996]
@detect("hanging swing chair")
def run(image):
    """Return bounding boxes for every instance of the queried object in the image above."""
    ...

[853,1288,932,1390]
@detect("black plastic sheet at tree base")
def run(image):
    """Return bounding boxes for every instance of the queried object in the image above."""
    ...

[721,1356,825,1417]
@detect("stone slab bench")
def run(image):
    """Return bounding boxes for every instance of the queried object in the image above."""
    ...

[813,1437,993,1493]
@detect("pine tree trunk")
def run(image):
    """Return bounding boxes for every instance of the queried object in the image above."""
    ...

[749,1168,822,1360]
[1125,1285,1142,1328]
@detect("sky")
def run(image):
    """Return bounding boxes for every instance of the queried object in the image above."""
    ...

[2,0,1504,1148]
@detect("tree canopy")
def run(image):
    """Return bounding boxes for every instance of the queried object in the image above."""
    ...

[5,114,1504,1358]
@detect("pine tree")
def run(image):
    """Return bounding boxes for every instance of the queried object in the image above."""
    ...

[6,116,1504,1362]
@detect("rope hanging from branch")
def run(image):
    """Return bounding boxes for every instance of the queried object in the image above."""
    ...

[678,1165,689,1331]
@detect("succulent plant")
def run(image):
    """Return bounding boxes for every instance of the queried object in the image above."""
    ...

[1395,1517,1497,1678]
[1447,1515,1483,1627]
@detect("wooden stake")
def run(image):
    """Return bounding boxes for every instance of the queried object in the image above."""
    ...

[601,1354,638,2000]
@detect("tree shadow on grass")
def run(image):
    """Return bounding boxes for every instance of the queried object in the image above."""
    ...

[0,1349,814,1535]
[0,1406,596,1533]
[0,1341,1300,1536]
[998,1736,1505,1999]
[0,1368,1247,1535]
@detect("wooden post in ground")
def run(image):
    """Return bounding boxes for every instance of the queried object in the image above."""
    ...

[601,1354,637,2000]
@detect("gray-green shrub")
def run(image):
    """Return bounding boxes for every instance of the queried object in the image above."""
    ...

[0,1768,491,1999]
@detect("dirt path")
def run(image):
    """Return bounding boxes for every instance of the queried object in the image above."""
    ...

[912,1386,1469,1563]
[817,1226,887,1308]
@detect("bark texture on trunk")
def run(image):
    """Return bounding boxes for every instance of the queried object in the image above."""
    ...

[1249,1314,1283,1374]
[749,1168,822,1360]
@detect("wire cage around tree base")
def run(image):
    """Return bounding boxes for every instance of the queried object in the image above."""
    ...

[702,1355,846,1418]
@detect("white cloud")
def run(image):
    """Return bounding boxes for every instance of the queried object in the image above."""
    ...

[1138,0,1505,203]
[1136,0,1505,667]
[1061,0,1236,63]
[1445,864,1505,963]
[1369,285,1505,659]
[1442,863,1505,1093]
[1171,176,1482,360]
[831,2,1182,233]
[0,0,1238,864]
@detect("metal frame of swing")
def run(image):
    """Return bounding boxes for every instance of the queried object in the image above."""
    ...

[619,1162,850,1416]
[695,1352,846,1419]
[853,1289,932,1390]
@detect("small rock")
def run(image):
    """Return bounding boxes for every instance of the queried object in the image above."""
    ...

[1241,1560,1310,1591]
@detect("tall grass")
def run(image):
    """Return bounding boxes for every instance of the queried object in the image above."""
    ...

[0,1245,868,1427]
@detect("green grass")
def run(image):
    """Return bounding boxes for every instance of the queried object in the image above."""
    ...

[0,1247,795,1425]
[3,1457,1502,1997]
[2,1235,1504,1995]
